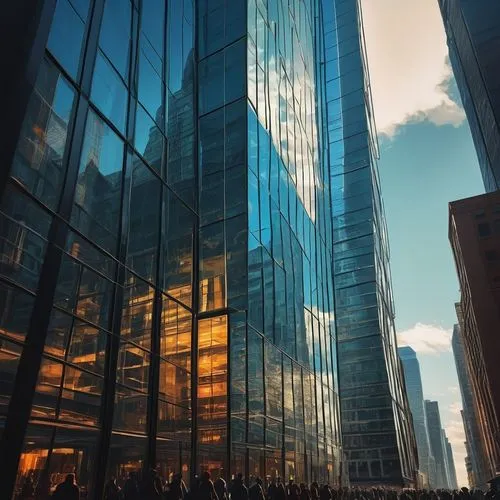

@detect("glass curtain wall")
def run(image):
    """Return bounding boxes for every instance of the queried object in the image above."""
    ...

[0,0,344,496]
[0,0,196,497]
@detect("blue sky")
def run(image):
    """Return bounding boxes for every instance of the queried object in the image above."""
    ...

[361,0,485,486]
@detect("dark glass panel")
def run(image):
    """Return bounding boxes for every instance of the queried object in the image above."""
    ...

[138,41,164,125]
[0,281,36,344]
[11,57,75,210]
[199,108,224,226]
[198,51,224,115]
[76,266,113,328]
[99,0,132,78]
[248,235,263,332]
[116,342,149,393]
[134,103,164,174]
[164,190,194,307]
[159,359,191,407]
[112,385,148,433]
[197,0,224,59]
[224,40,246,104]
[199,222,225,312]
[121,272,153,351]
[248,328,264,414]
[71,110,124,254]
[226,215,247,310]
[0,188,52,282]
[44,307,73,358]
[141,0,166,58]
[265,344,282,420]
[47,0,86,79]
[0,338,22,423]
[91,52,128,133]
[31,357,63,420]
[229,312,246,415]
[161,296,192,372]
[58,365,103,426]
[126,155,160,284]
[67,321,107,375]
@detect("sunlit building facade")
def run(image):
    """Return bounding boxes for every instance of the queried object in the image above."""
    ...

[0,0,342,497]
[325,0,418,486]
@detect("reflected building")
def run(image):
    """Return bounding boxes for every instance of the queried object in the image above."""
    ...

[324,0,418,486]
[399,346,435,488]
[0,0,343,498]
[439,0,500,192]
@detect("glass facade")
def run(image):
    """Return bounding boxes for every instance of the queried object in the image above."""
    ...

[439,0,500,193]
[0,0,343,497]
[324,0,418,486]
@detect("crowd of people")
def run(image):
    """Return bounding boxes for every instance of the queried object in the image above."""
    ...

[19,470,500,500]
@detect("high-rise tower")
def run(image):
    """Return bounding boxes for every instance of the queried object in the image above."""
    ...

[325,0,418,486]
[439,0,500,192]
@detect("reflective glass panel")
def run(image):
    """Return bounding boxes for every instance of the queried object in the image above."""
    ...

[71,110,124,254]
[91,51,128,133]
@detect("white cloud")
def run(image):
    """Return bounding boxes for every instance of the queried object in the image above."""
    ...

[361,0,466,137]
[397,323,452,355]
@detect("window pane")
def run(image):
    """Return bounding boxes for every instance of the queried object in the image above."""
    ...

[99,0,132,78]
[59,366,103,426]
[248,328,264,413]
[225,40,246,104]
[199,222,225,312]
[157,401,191,442]
[0,186,52,292]
[11,57,75,210]
[164,189,194,307]
[112,385,148,433]
[199,52,224,115]
[138,42,163,125]
[68,321,107,375]
[126,156,160,283]
[161,296,192,372]
[141,0,165,58]
[31,357,63,420]
[0,339,22,424]
[0,282,35,344]
[91,52,128,133]
[107,433,147,487]
[134,103,164,174]
[116,342,149,393]
[47,0,86,79]
[197,316,227,450]
[159,359,191,407]
[121,272,154,351]
[71,110,124,254]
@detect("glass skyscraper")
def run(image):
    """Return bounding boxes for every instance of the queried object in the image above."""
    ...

[399,346,436,488]
[439,0,500,192]
[425,401,449,489]
[0,0,345,497]
[325,0,418,487]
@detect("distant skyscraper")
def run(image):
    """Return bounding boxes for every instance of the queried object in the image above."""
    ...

[439,0,500,192]
[426,401,450,488]
[445,435,459,489]
[449,192,500,481]
[452,319,490,488]
[399,346,436,487]
[326,0,418,486]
